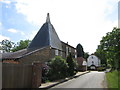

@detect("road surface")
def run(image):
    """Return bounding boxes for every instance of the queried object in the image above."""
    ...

[50,71,107,88]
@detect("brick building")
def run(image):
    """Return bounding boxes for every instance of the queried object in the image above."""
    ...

[1,13,77,88]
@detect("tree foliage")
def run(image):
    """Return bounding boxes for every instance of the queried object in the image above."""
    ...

[0,39,15,52]
[12,40,31,52]
[0,39,31,52]
[95,27,120,70]
[42,55,78,82]
[84,52,89,60]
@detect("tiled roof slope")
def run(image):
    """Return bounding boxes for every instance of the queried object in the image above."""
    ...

[1,49,27,60]
[27,13,62,51]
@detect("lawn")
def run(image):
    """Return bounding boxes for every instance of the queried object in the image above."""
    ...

[106,70,119,88]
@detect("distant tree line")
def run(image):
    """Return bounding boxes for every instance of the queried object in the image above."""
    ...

[0,39,31,53]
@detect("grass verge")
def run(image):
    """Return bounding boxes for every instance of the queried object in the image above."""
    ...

[106,70,119,88]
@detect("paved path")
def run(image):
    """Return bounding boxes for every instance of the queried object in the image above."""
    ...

[50,71,107,88]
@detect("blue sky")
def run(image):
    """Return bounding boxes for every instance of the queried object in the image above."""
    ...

[0,0,119,54]
[1,1,39,42]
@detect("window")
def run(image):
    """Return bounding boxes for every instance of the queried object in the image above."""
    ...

[92,61,94,65]
[66,47,68,56]
[75,54,77,58]
[69,47,71,52]
[75,50,77,53]
[55,50,58,56]
[60,51,62,57]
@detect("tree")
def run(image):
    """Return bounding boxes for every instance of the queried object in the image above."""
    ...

[76,44,84,57]
[94,45,107,66]
[0,39,15,52]
[95,27,120,70]
[12,40,31,52]
[66,53,77,76]
[84,52,89,60]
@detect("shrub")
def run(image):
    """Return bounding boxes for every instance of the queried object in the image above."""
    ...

[42,55,78,82]
[97,67,106,71]
[47,56,68,81]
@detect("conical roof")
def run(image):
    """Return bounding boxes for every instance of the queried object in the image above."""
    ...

[27,13,62,51]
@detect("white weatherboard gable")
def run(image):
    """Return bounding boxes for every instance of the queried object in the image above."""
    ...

[87,55,101,67]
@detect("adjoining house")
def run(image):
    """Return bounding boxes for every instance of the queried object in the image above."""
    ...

[87,54,101,70]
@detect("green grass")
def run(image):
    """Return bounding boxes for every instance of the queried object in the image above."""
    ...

[106,70,119,88]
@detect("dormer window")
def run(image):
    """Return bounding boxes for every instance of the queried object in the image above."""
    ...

[69,48,71,52]
[55,50,58,56]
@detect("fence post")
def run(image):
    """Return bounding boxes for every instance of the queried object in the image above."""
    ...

[32,62,42,88]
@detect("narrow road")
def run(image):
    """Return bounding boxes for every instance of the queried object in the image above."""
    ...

[50,71,107,88]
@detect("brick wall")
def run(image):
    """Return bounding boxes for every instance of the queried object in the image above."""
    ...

[49,48,55,59]
[77,57,84,66]
[19,47,51,64]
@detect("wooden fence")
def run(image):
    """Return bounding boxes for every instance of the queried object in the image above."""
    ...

[2,63,42,88]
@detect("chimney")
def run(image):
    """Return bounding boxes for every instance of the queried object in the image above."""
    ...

[46,13,50,23]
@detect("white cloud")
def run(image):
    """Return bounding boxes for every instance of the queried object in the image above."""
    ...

[0,22,3,36]
[0,22,2,31]
[0,22,2,26]
[5,5,9,8]
[13,0,119,54]
[0,35,10,42]
[20,31,25,36]
[7,28,25,36]
[8,28,18,33]
[1,0,11,4]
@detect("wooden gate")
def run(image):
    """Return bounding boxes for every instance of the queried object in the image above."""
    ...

[2,62,42,88]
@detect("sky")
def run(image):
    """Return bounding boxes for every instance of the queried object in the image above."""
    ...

[0,0,119,54]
